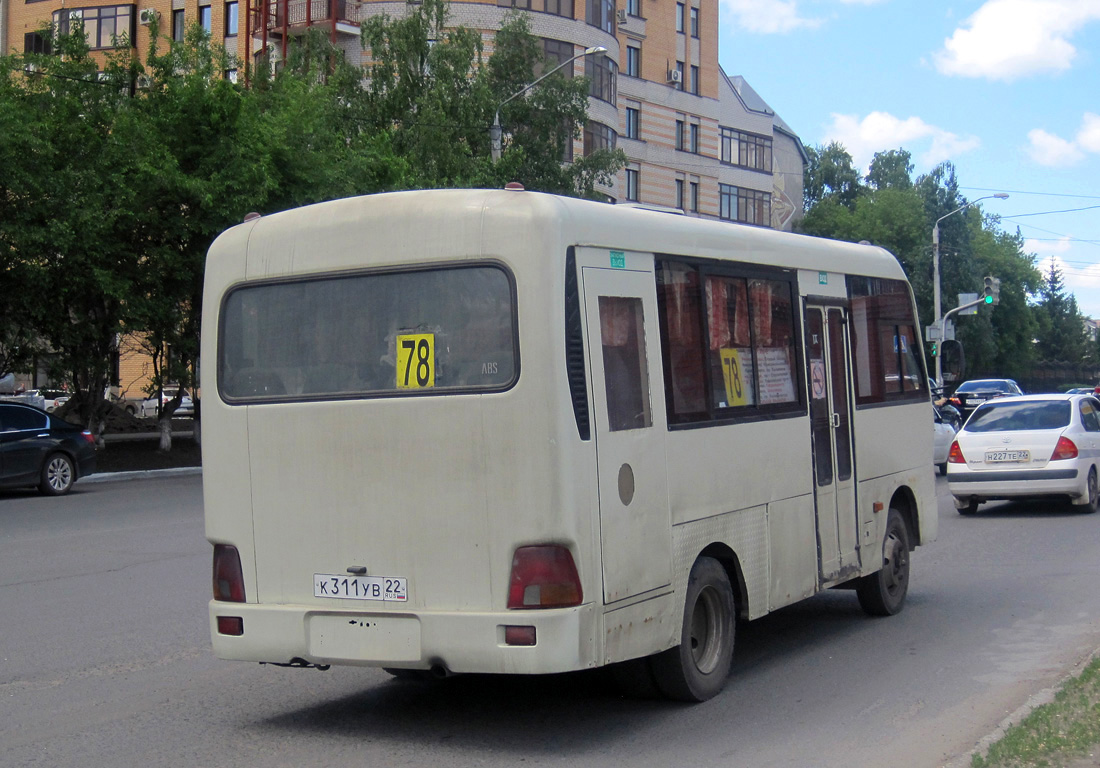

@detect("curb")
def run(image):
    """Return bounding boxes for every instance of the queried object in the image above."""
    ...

[82,467,203,484]
[943,645,1100,767]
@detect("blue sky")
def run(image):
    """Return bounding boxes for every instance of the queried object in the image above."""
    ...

[717,0,1100,316]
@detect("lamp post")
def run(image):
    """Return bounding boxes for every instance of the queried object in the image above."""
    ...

[490,45,608,162]
[932,192,1009,386]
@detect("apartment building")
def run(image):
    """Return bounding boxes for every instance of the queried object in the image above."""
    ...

[3,0,805,228]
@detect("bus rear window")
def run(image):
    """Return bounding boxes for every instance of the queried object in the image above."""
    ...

[218,265,517,401]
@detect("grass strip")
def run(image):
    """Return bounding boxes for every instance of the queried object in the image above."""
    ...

[973,655,1100,767]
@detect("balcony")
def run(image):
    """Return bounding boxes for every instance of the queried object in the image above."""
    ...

[250,0,363,37]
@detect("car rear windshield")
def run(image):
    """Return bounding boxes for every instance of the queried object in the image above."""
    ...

[966,401,1070,432]
[218,264,517,402]
[956,380,1010,393]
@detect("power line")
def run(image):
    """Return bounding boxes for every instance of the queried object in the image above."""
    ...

[962,186,1100,200]
[1003,204,1100,218]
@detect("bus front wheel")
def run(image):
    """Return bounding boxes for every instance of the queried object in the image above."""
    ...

[856,508,910,616]
[650,556,735,702]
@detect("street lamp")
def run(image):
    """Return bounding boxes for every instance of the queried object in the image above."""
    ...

[932,192,1009,386]
[490,45,608,162]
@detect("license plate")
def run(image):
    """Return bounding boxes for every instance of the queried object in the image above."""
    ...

[985,450,1030,463]
[314,574,408,602]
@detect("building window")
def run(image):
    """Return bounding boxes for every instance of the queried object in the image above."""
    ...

[720,184,771,226]
[225,1,238,35]
[53,5,135,51]
[690,65,699,95]
[690,6,699,37]
[543,39,575,77]
[172,9,185,41]
[689,181,699,212]
[584,121,617,155]
[689,123,699,154]
[675,120,685,151]
[199,5,211,32]
[626,168,639,202]
[720,128,773,172]
[625,107,640,140]
[626,45,640,77]
[676,2,685,32]
[675,61,684,91]
[544,0,574,17]
[676,179,684,210]
[226,68,238,83]
[585,53,617,105]
[627,0,640,15]
[499,0,532,7]
[23,32,52,54]
[587,0,614,33]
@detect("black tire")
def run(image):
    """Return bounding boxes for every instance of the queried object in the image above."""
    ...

[958,498,979,516]
[936,463,947,475]
[1073,467,1099,514]
[856,508,910,616]
[124,404,137,416]
[39,453,75,496]
[650,557,735,702]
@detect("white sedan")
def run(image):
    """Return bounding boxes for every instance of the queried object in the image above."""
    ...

[947,393,1100,515]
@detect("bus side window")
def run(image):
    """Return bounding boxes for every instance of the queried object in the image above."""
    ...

[599,296,652,431]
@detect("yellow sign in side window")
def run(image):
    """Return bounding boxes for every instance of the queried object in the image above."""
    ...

[720,348,750,407]
[396,333,435,389]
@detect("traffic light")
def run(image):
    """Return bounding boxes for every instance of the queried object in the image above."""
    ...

[931,341,938,357]
[983,276,1001,305]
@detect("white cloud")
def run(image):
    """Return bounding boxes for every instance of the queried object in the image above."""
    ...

[1027,128,1085,166]
[824,111,981,169]
[1078,113,1100,153]
[720,0,822,33]
[933,0,1100,81]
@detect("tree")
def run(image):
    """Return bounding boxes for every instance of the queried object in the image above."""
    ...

[1034,260,1089,364]
[866,149,913,191]
[803,141,861,210]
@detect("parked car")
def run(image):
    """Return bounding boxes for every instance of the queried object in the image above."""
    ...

[125,388,194,418]
[38,389,71,413]
[0,402,97,495]
[1065,387,1094,394]
[932,404,958,475]
[946,393,1100,515]
[949,378,1024,421]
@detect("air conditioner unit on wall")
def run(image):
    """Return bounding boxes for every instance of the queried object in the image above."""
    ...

[667,69,682,84]
[139,8,159,25]
[616,9,628,24]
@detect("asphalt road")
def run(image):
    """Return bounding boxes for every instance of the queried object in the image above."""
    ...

[1,473,1098,768]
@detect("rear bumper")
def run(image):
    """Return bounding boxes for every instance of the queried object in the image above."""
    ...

[948,467,1082,503]
[209,601,599,674]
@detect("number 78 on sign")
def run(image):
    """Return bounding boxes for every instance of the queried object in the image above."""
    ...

[396,333,435,389]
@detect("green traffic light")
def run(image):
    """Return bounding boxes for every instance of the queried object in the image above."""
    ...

[984,294,993,304]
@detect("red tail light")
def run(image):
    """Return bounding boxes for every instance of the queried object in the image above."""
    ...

[1051,436,1078,461]
[507,545,582,609]
[81,430,95,445]
[947,440,966,463]
[213,544,246,602]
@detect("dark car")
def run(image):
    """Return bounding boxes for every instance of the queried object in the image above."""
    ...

[950,378,1025,421]
[0,402,97,495]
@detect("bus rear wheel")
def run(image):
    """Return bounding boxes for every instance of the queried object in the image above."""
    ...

[856,508,910,616]
[650,556,735,702]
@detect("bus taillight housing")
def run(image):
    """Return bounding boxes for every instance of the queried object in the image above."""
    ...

[213,544,246,603]
[507,545,582,609]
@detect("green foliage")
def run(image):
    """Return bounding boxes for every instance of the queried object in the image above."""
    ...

[1033,260,1091,365]
[799,148,1041,382]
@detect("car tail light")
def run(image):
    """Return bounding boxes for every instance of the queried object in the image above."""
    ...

[507,545,582,609]
[1051,436,1079,461]
[504,625,537,646]
[81,430,95,445]
[213,544,246,602]
[217,616,244,636]
[948,440,966,464]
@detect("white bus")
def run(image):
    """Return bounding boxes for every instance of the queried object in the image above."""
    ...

[203,188,936,702]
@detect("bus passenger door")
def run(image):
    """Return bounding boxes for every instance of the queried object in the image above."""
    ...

[804,305,859,583]
[582,266,671,604]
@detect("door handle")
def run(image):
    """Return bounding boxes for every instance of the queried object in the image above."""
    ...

[831,413,840,429]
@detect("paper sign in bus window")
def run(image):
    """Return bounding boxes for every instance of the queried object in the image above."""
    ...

[396,333,435,389]
[720,348,754,407]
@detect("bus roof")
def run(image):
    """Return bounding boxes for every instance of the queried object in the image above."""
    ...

[217,188,907,282]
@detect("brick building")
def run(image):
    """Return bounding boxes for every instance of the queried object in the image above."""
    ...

[3,0,805,228]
